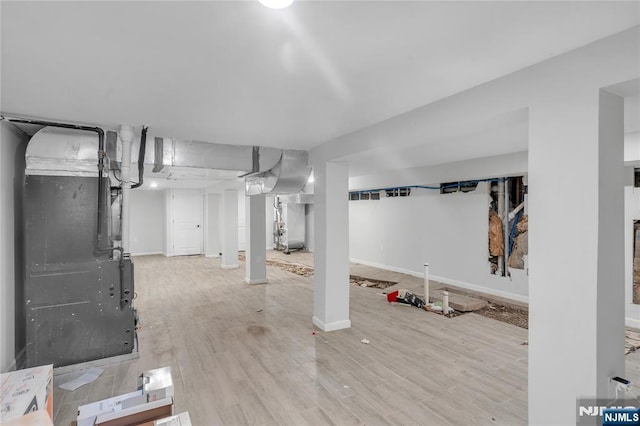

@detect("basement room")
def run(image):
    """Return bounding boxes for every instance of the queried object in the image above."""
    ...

[1,1,639,425]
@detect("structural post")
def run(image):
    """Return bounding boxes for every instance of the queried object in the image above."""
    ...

[312,161,351,331]
[528,88,625,424]
[221,189,239,269]
[245,195,267,284]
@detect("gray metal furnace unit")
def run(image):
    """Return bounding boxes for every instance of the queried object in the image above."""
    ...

[19,124,136,368]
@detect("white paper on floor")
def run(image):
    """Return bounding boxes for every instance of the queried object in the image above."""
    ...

[59,367,104,391]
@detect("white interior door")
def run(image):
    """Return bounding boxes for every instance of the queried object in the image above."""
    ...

[205,194,221,257]
[172,189,203,256]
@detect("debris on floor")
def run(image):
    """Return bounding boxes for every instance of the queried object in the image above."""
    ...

[386,290,425,308]
[238,252,315,277]
[239,252,399,288]
[59,367,104,391]
[360,338,370,344]
[423,302,457,317]
[626,330,640,355]
[427,289,487,312]
[350,275,397,289]
[475,303,529,329]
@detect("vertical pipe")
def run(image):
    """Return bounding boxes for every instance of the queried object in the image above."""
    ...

[497,180,505,276]
[442,291,449,316]
[120,124,134,255]
[423,263,430,305]
[504,177,510,275]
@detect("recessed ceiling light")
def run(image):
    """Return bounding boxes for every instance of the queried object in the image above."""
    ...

[259,0,293,9]
[150,182,158,188]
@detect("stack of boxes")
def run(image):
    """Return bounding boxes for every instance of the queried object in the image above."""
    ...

[2,365,187,425]
[0,364,53,425]
[77,367,175,426]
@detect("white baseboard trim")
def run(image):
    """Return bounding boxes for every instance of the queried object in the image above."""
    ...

[350,258,423,278]
[131,251,163,257]
[350,258,529,304]
[206,254,221,258]
[626,317,640,329]
[312,317,351,332]
[431,274,529,304]
[245,278,268,285]
[222,264,239,270]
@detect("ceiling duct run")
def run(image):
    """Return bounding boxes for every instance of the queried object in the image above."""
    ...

[25,127,310,195]
[244,150,311,196]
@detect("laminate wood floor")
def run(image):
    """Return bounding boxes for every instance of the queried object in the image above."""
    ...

[52,254,533,425]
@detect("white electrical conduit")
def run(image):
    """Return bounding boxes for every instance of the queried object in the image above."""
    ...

[120,124,134,255]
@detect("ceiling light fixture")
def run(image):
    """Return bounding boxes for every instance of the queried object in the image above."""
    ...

[258,0,293,9]
[150,182,158,188]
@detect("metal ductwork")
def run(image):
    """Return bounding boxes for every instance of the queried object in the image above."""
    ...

[244,150,311,196]
[25,127,308,197]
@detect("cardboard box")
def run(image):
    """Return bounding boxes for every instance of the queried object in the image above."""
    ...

[95,397,173,426]
[137,367,173,403]
[151,411,192,426]
[78,366,175,426]
[0,364,53,424]
[77,390,145,426]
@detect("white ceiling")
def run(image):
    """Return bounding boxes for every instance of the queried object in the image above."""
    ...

[2,0,639,158]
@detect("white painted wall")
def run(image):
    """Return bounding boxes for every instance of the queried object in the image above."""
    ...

[350,182,528,301]
[205,193,222,257]
[305,204,315,252]
[238,191,246,251]
[625,131,640,162]
[164,189,172,256]
[349,153,529,302]
[265,195,275,250]
[0,122,28,372]
[129,190,165,255]
[221,189,239,268]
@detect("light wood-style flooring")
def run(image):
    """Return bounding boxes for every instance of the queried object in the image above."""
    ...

[52,254,532,425]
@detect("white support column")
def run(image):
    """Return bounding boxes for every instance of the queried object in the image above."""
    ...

[245,195,267,284]
[221,189,239,269]
[312,161,351,332]
[528,88,625,424]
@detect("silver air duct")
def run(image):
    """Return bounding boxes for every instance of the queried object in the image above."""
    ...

[26,126,311,197]
[244,150,311,195]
